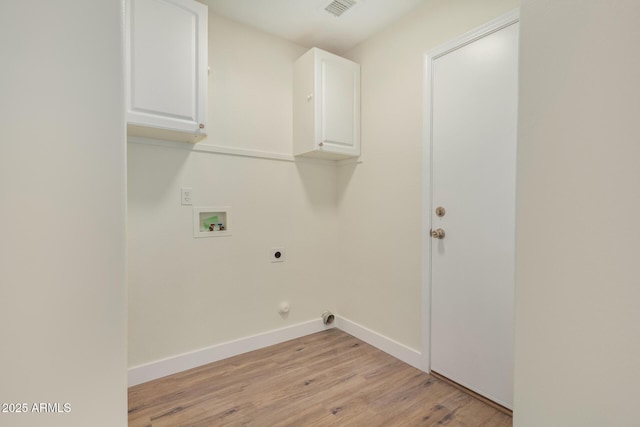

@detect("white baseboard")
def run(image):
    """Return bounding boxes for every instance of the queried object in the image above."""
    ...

[128,316,424,387]
[335,316,423,370]
[128,319,331,387]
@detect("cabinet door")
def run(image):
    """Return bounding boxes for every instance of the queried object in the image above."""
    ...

[126,0,207,136]
[318,54,360,157]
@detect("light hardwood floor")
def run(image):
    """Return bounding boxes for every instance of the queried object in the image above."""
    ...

[129,329,512,426]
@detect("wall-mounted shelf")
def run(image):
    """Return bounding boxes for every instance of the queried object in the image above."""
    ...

[193,207,231,238]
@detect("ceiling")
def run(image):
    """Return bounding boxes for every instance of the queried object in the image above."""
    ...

[201,0,428,54]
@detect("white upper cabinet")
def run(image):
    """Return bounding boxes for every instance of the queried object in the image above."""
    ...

[125,0,208,143]
[294,48,360,160]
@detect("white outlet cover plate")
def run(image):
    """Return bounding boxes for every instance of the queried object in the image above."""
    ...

[270,247,285,263]
[181,187,193,205]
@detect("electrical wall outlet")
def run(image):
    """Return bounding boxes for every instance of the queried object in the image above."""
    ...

[270,247,285,263]
[181,187,192,205]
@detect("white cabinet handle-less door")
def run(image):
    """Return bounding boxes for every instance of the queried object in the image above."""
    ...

[126,0,208,141]
[428,16,519,410]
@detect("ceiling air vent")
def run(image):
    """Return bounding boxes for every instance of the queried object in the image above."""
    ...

[324,0,357,17]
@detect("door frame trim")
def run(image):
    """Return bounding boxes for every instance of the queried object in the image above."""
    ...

[420,8,520,373]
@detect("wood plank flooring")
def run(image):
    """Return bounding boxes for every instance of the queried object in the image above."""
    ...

[128,329,512,426]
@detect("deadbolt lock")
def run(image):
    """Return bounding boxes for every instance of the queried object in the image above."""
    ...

[431,228,446,239]
[435,206,446,217]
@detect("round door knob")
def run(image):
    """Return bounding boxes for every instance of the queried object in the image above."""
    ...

[199,123,205,129]
[431,228,445,239]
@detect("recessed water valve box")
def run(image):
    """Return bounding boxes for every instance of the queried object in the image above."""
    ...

[193,207,231,238]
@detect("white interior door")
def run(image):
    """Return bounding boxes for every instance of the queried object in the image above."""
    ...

[429,18,519,409]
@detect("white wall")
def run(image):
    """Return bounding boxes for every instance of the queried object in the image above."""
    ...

[337,0,518,353]
[127,13,338,367]
[0,1,126,426]
[514,1,640,425]
[207,13,302,155]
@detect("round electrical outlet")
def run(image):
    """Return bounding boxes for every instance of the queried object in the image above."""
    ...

[270,247,285,263]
